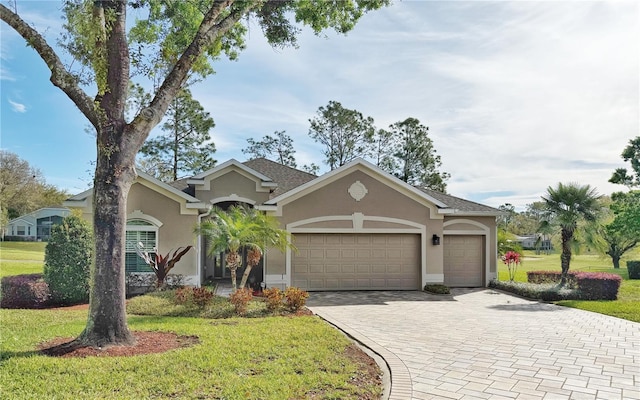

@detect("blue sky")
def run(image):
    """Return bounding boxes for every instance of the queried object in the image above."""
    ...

[1,1,638,210]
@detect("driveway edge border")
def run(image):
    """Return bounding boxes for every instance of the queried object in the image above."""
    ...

[311,311,413,400]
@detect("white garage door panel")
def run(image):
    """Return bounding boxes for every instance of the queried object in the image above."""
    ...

[443,235,483,287]
[293,233,420,291]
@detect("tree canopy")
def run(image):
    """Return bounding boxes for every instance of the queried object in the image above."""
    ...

[0,150,68,222]
[610,136,640,187]
[382,117,449,192]
[138,88,216,182]
[0,0,391,347]
[309,100,376,170]
[244,130,297,167]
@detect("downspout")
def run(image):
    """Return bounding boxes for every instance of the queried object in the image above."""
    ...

[196,205,214,288]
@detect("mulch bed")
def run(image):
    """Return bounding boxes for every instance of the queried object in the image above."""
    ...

[38,331,199,358]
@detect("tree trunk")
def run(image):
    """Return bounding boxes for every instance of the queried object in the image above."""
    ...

[560,228,573,287]
[226,251,241,290]
[239,265,253,290]
[77,123,137,347]
[612,255,621,269]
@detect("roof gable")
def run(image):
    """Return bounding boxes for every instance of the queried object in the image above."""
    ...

[64,171,207,213]
[265,158,450,212]
[186,159,277,192]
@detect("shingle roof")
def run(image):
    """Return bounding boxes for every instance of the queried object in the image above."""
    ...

[418,187,502,214]
[168,177,193,195]
[243,158,317,198]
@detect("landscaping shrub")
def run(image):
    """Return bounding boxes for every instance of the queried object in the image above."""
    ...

[43,215,92,305]
[174,286,214,308]
[263,287,284,312]
[628,261,640,280]
[527,271,577,287]
[126,273,185,296]
[423,284,450,294]
[489,279,578,301]
[0,274,51,308]
[574,272,621,300]
[284,287,309,312]
[229,288,253,315]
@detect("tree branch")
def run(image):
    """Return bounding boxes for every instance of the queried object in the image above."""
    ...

[0,4,98,127]
[129,0,260,147]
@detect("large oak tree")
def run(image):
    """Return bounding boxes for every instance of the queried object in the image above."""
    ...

[1,0,389,348]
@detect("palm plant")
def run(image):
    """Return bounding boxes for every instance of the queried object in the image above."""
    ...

[238,208,293,290]
[541,182,602,285]
[195,206,292,291]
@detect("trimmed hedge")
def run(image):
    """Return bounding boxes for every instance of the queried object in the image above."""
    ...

[628,261,640,280]
[0,274,51,308]
[524,270,621,300]
[527,271,577,287]
[489,280,578,301]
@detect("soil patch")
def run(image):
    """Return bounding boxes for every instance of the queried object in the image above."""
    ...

[38,331,199,358]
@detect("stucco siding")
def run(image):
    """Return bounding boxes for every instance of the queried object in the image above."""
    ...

[195,170,270,205]
[127,184,198,277]
[279,171,432,225]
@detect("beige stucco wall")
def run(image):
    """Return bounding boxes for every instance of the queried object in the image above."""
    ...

[127,184,199,277]
[269,170,445,281]
[70,183,200,279]
[195,170,271,205]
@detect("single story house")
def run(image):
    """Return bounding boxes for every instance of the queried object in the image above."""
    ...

[4,207,71,241]
[64,158,502,291]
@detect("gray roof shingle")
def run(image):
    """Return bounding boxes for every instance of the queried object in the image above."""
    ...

[418,187,502,214]
[243,158,317,198]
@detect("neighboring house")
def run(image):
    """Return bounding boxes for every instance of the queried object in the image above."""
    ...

[4,207,71,241]
[514,234,552,251]
[64,158,502,290]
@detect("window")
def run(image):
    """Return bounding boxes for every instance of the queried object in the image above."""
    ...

[125,219,158,273]
[16,226,25,236]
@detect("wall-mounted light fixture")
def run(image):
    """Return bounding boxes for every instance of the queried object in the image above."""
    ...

[432,234,441,246]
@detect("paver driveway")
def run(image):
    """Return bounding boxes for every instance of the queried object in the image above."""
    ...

[306,289,639,400]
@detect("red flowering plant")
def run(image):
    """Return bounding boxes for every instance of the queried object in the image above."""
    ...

[501,251,522,282]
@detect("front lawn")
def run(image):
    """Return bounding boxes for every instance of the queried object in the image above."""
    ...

[497,251,640,322]
[0,241,46,261]
[0,307,382,399]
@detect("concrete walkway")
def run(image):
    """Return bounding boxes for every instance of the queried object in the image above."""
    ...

[306,289,640,400]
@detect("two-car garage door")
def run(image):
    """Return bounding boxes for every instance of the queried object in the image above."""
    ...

[292,233,421,291]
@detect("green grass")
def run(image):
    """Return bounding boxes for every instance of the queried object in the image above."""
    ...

[0,241,46,260]
[0,242,46,277]
[0,308,381,399]
[0,243,381,399]
[498,251,640,322]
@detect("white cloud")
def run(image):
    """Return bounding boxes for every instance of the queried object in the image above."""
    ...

[8,99,26,113]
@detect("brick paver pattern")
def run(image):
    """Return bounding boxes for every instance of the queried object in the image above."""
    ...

[307,289,640,400]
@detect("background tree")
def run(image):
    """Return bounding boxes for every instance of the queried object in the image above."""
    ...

[309,100,375,170]
[244,130,297,167]
[542,182,602,285]
[139,88,216,182]
[301,163,320,175]
[497,203,516,230]
[371,128,395,170]
[1,0,390,348]
[0,150,68,220]
[609,136,640,187]
[584,192,639,269]
[383,117,450,192]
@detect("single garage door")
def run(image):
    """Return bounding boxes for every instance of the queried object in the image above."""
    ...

[292,233,420,291]
[443,235,484,287]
